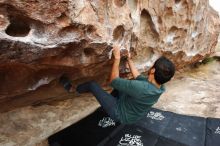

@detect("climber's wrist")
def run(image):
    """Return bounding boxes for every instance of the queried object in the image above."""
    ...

[114,57,120,60]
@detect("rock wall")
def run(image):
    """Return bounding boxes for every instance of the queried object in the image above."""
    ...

[0,0,220,112]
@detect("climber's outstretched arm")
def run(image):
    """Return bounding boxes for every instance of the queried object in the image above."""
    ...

[109,46,120,83]
[127,57,140,79]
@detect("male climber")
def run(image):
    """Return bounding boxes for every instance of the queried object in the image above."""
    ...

[59,46,175,124]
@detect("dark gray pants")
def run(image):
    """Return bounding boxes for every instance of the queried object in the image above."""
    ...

[76,81,120,122]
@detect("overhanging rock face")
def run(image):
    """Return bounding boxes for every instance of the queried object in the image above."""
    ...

[0,0,220,112]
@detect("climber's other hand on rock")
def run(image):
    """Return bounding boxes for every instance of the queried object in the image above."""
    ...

[113,45,120,60]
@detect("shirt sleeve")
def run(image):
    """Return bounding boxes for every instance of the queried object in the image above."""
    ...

[110,77,148,98]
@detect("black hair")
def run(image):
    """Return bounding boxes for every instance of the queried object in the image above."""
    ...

[153,56,175,84]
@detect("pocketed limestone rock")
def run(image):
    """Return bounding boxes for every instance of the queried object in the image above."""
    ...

[0,0,219,119]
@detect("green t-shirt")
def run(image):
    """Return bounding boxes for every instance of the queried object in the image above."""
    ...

[110,74,165,124]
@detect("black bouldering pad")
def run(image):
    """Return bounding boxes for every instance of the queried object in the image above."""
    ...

[161,113,206,146]
[48,107,120,146]
[48,107,220,146]
[98,124,187,146]
[133,108,206,146]
[134,108,174,135]
[206,118,220,146]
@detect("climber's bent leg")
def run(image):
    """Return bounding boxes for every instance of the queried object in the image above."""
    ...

[76,81,120,122]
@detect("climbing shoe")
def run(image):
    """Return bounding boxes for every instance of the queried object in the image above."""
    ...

[59,74,72,92]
